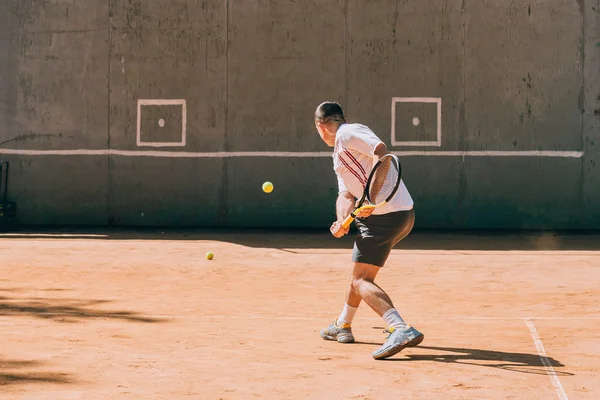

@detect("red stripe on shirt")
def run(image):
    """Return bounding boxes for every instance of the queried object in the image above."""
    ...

[342,147,367,181]
[338,153,366,187]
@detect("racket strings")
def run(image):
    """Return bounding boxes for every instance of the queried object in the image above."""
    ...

[368,157,399,205]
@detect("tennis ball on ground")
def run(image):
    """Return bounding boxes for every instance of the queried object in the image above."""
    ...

[262,181,274,193]
[206,252,214,260]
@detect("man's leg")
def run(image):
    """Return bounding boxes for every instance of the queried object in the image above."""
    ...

[319,275,361,343]
[348,262,424,360]
[320,262,408,343]
[321,209,422,353]
[335,272,361,325]
[349,262,407,327]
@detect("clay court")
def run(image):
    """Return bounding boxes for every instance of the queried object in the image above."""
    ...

[1,230,598,399]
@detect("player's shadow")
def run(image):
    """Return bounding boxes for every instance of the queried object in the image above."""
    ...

[378,345,573,376]
[0,358,74,386]
[0,290,167,323]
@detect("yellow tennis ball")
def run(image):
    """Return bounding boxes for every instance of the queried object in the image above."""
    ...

[206,252,214,260]
[262,181,274,193]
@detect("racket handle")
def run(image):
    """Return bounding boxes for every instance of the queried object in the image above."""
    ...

[342,204,376,229]
[341,212,357,229]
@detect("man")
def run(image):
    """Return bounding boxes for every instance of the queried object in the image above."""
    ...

[314,101,424,360]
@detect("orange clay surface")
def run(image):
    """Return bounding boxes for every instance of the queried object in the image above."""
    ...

[1,229,599,399]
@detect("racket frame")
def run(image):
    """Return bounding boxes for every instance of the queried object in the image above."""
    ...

[341,153,402,229]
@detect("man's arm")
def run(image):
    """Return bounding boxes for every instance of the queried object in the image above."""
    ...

[336,191,355,222]
[330,191,354,238]
[373,142,390,160]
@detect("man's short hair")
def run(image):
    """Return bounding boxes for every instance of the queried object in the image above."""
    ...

[315,101,346,123]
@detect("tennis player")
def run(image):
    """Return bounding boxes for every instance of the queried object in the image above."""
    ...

[314,101,424,360]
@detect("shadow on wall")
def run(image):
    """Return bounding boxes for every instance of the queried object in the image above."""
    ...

[1,228,600,251]
[0,358,74,386]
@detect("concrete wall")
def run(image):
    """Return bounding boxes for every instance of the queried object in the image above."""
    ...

[0,0,598,229]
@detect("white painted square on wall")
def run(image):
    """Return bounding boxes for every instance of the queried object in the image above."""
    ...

[391,97,442,147]
[136,99,187,147]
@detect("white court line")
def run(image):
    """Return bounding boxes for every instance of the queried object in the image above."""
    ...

[524,318,568,400]
[3,313,597,321]
[0,149,585,158]
[466,316,600,320]
[193,315,600,321]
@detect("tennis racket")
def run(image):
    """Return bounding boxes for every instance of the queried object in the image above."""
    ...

[341,153,402,229]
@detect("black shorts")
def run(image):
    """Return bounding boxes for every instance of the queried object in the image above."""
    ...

[352,208,415,267]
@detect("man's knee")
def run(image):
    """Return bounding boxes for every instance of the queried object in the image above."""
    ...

[350,262,380,292]
[350,277,370,292]
[352,262,380,281]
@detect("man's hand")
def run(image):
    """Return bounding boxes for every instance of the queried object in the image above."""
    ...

[330,220,350,238]
[355,205,375,219]
[332,192,354,238]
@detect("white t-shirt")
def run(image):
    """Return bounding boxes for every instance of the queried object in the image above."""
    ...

[332,123,414,215]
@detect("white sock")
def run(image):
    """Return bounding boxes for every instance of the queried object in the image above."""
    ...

[382,308,408,330]
[337,304,358,326]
